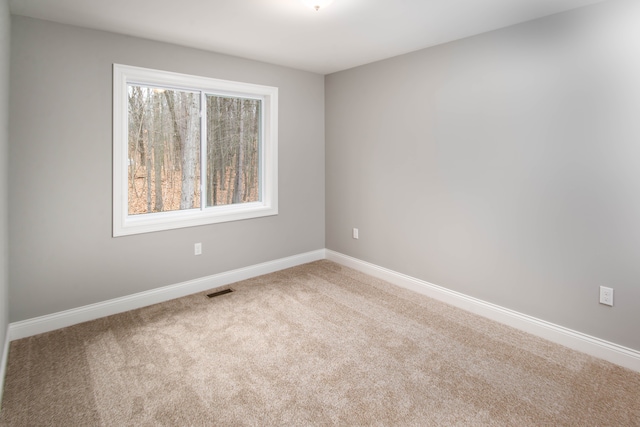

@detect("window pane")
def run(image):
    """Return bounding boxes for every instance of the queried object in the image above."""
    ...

[127,85,201,215]
[206,95,261,207]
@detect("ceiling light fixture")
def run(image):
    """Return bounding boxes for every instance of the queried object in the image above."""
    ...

[302,0,334,12]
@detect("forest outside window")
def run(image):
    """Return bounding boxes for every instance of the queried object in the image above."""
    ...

[113,64,278,236]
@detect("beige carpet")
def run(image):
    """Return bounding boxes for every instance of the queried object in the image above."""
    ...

[1,260,639,426]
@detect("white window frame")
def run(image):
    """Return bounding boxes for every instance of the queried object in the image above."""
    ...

[113,64,278,237]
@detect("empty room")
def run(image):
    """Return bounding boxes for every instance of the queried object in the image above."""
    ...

[0,0,639,425]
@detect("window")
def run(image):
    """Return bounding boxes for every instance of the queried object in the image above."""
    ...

[113,64,278,236]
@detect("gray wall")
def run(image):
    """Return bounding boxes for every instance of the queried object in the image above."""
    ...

[0,0,9,354]
[326,0,640,351]
[9,16,325,321]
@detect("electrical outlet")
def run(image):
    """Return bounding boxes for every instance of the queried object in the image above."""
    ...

[194,243,202,256]
[353,228,359,239]
[599,286,613,306]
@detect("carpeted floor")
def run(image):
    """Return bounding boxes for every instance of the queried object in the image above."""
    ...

[1,260,639,426]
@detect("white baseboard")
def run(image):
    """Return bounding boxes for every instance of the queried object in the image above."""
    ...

[9,249,325,341]
[326,250,640,373]
[8,248,640,373]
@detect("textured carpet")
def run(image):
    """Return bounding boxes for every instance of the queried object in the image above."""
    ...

[1,260,639,426]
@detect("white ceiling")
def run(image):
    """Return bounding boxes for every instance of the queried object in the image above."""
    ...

[9,0,605,74]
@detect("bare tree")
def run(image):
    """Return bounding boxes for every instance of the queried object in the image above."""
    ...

[179,92,200,209]
[152,92,164,212]
[127,86,260,215]
[164,91,200,210]
[232,99,245,204]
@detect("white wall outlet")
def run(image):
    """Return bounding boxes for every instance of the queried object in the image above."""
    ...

[194,243,202,256]
[599,286,613,306]
[352,228,359,239]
